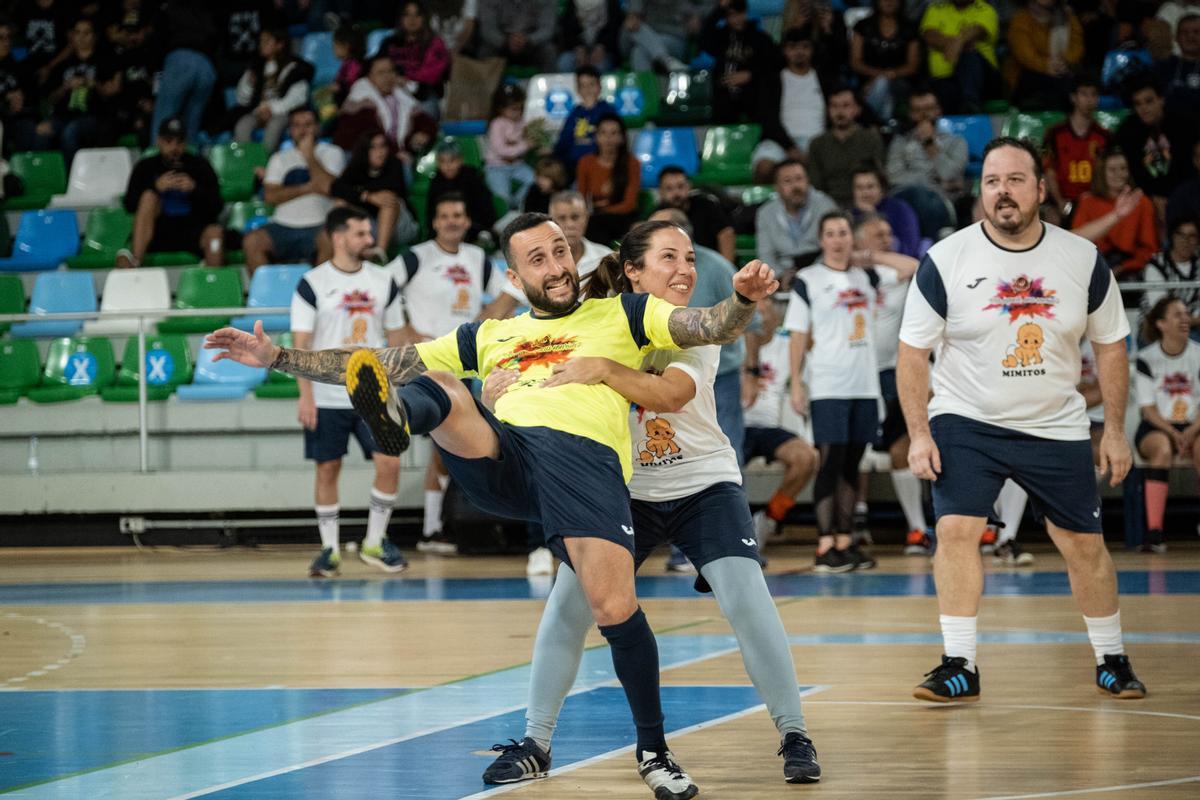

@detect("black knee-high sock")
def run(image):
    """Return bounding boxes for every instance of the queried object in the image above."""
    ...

[598,607,666,759]
[400,376,452,434]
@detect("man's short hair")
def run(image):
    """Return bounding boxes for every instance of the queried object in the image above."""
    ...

[818,210,853,236]
[368,53,393,72]
[432,191,468,218]
[575,64,601,82]
[1122,73,1163,105]
[658,165,689,183]
[288,105,317,122]
[549,189,586,208]
[1070,73,1100,94]
[501,212,554,264]
[773,158,807,182]
[326,205,370,236]
[852,164,888,190]
[981,136,1044,181]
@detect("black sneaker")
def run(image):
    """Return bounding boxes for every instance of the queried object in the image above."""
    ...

[346,349,410,456]
[993,540,1034,566]
[637,750,698,800]
[1096,654,1147,699]
[813,547,855,574]
[1141,529,1167,554]
[848,544,877,570]
[778,731,821,783]
[913,655,981,703]
[481,737,551,784]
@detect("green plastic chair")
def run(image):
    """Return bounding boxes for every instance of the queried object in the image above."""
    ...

[741,185,777,206]
[601,71,661,129]
[1094,109,1130,132]
[226,199,274,231]
[209,141,268,202]
[27,336,116,402]
[0,274,23,335]
[158,267,244,333]
[66,207,134,269]
[657,70,713,125]
[694,124,761,186]
[999,110,1065,144]
[102,333,194,401]
[6,151,68,210]
[0,338,40,403]
[143,251,199,267]
[256,331,297,397]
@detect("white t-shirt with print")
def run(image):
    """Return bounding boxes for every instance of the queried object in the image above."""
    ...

[265,143,347,229]
[627,345,743,503]
[291,261,405,408]
[744,329,791,429]
[899,222,1130,440]
[501,238,612,305]
[874,270,909,371]
[389,240,492,338]
[1136,339,1200,424]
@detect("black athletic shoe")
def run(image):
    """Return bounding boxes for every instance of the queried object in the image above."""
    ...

[813,547,855,574]
[1096,654,1147,699]
[913,655,981,703]
[1141,529,1167,554]
[848,544,877,570]
[346,349,410,456]
[637,750,698,800]
[481,737,551,784]
[778,731,821,783]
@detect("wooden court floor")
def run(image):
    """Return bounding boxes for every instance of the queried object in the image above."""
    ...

[0,540,1197,799]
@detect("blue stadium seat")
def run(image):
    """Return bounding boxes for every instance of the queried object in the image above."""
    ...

[441,120,488,136]
[524,73,578,133]
[301,31,340,86]
[0,210,80,271]
[633,127,700,188]
[1101,47,1152,95]
[367,28,392,57]
[231,263,309,332]
[937,114,994,178]
[10,272,95,338]
[175,345,267,401]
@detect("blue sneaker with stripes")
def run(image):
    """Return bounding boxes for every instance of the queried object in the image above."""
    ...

[913,655,980,703]
[1096,654,1146,699]
[482,737,551,784]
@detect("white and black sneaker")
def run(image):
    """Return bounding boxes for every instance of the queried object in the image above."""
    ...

[638,750,698,800]
[778,731,821,783]
[481,737,550,784]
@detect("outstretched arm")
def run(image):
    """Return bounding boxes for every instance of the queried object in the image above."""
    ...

[666,260,779,347]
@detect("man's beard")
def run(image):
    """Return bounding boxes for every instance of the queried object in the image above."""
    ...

[524,272,581,314]
[987,197,1035,234]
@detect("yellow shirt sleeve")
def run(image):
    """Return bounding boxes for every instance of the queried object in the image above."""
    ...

[414,325,475,377]
[643,294,679,350]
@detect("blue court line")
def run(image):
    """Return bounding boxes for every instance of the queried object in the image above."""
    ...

[1,570,1198,605]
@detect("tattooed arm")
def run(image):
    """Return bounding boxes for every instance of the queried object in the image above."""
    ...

[665,259,780,347]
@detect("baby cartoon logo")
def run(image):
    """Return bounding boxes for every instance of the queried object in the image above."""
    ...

[445,264,473,314]
[836,289,870,345]
[1162,372,1193,421]
[1001,322,1044,368]
[638,416,682,465]
[983,274,1059,322]
[498,335,579,374]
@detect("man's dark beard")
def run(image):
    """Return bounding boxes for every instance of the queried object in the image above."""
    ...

[989,198,1032,234]
[524,273,581,314]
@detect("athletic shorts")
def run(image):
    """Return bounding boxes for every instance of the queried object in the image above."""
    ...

[149,220,239,256]
[743,426,798,463]
[1134,419,1189,450]
[435,397,635,564]
[810,398,878,445]
[631,481,763,593]
[874,368,907,452]
[262,222,321,263]
[304,407,377,462]
[930,413,1102,533]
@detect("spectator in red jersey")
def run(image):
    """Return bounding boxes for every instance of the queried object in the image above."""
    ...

[1072,147,1160,279]
[1043,75,1109,219]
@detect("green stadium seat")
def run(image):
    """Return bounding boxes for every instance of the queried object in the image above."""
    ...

[657,71,713,125]
[143,251,199,267]
[158,267,244,333]
[694,124,761,186]
[226,199,274,232]
[1000,110,1066,144]
[0,338,40,403]
[0,274,23,335]
[101,333,194,401]
[27,336,116,403]
[209,141,268,202]
[66,207,134,269]
[637,189,658,218]
[1094,109,1130,132]
[601,71,660,129]
[6,151,67,210]
[741,185,777,206]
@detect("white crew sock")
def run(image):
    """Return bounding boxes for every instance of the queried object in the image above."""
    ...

[423,489,444,538]
[365,488,396,549]
[316,504,339,551]
[995,479,1028,546]
[939,614,978,671]
[1083,610,1125,665]
[891,469,927,531]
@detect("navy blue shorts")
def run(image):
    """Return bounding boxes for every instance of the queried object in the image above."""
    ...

[632,481,763,593]
[874,369,907,451]
[262,222,321,263]
[435,398,635,564]
[1134,419,1188,450]
[743,426,799,463]
[930,413,1102,533]
[304,407,377,462]
[811,398,878,445]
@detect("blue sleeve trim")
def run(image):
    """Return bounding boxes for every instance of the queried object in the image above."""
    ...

[456,322,482,374]
[482,257,494,291]
[296,278,317,308]
[402,251,421,282]
[914,255,947,318]
[620,293,651,349]
[792,276,810,306]
[865,267,881,289]
[1087,251,1111,314]
[1136,358,1153,379]
[386,278,400,308]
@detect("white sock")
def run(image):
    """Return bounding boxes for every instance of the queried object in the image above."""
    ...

[939,614,978,671]
[995,480,1028,546]
[891,469,927,531]
[437,474,449,491]
[423,489,444,538]
[1083,610,1125,665]
[316,504,339,551]
[365,488,396,549]
[854,500,868,515]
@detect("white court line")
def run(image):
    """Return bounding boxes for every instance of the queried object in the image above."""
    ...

[0,612,85,688]
[802,699,1200,722]
[975,775,1200,799]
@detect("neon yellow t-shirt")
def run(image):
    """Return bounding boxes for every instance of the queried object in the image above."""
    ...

[414,294,679,480]
[919,0,998,79]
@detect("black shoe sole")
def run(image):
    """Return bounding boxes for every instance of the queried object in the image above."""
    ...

[346,349,410,456]
[786,772,821,784]
[913,686,980,703]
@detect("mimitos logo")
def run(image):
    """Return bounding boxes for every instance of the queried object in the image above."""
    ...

[498,335,579,373]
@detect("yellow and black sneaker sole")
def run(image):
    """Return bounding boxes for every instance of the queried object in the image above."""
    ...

[346,349,411,456]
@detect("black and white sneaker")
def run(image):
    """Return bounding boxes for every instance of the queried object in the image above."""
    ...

[346,349,410,456]
[778,731,821,783]
[638,750,698,800]
[1096,654,1147,699]
[813,547,855,573]
[993,540,1034,566]
[1142,529,1167,554]
[481,737,551,784]
[913,655,981,703]
[848,544,877,570]
[416,532,457,555]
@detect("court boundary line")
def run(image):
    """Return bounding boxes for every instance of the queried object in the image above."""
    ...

[975,775,1200,799]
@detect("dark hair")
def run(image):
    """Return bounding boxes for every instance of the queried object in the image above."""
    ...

[981,136,1044,181]
[575,64,601,83]
[367,52,395,74]
[534,156,569,188]
[261,27,295,67]
[1091,146,1130,197]
[818,210,853,237]
[852,164,888,191]
[583,220,688,300]
[1070,73,1100,94]
[326,205,371,236]
[489,83,526,121]
[658,165,689,183]
[1169,215,1199,238]
[772,158,807,183]
[333,25,366,61]
[781,25,812,45]
[1141,295,1187,343]
[288,105,317,122]
[346,127,398,175]
[501,212,554,264]
[726,0,748,12]
[595,112,631,206]
[432,190,468,218]
[1122,72,1162,105]
[398,0,432,45]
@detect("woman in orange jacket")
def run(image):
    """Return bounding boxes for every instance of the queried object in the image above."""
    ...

[1071,148,1160,278]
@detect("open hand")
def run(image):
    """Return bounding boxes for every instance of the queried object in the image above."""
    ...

[204,320,277,368]
[482,367,520,410]
[732,259,780,303]
[908,432,942,480]
[541,357,612,389]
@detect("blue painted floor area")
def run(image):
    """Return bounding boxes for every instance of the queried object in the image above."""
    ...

[0,570,1198,605]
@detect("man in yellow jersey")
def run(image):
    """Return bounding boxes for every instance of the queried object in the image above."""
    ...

[204,212,778,800]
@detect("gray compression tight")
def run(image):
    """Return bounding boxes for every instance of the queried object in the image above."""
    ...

[524,556,806,749]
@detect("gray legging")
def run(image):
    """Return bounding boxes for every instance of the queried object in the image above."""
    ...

[234,111,289,154]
